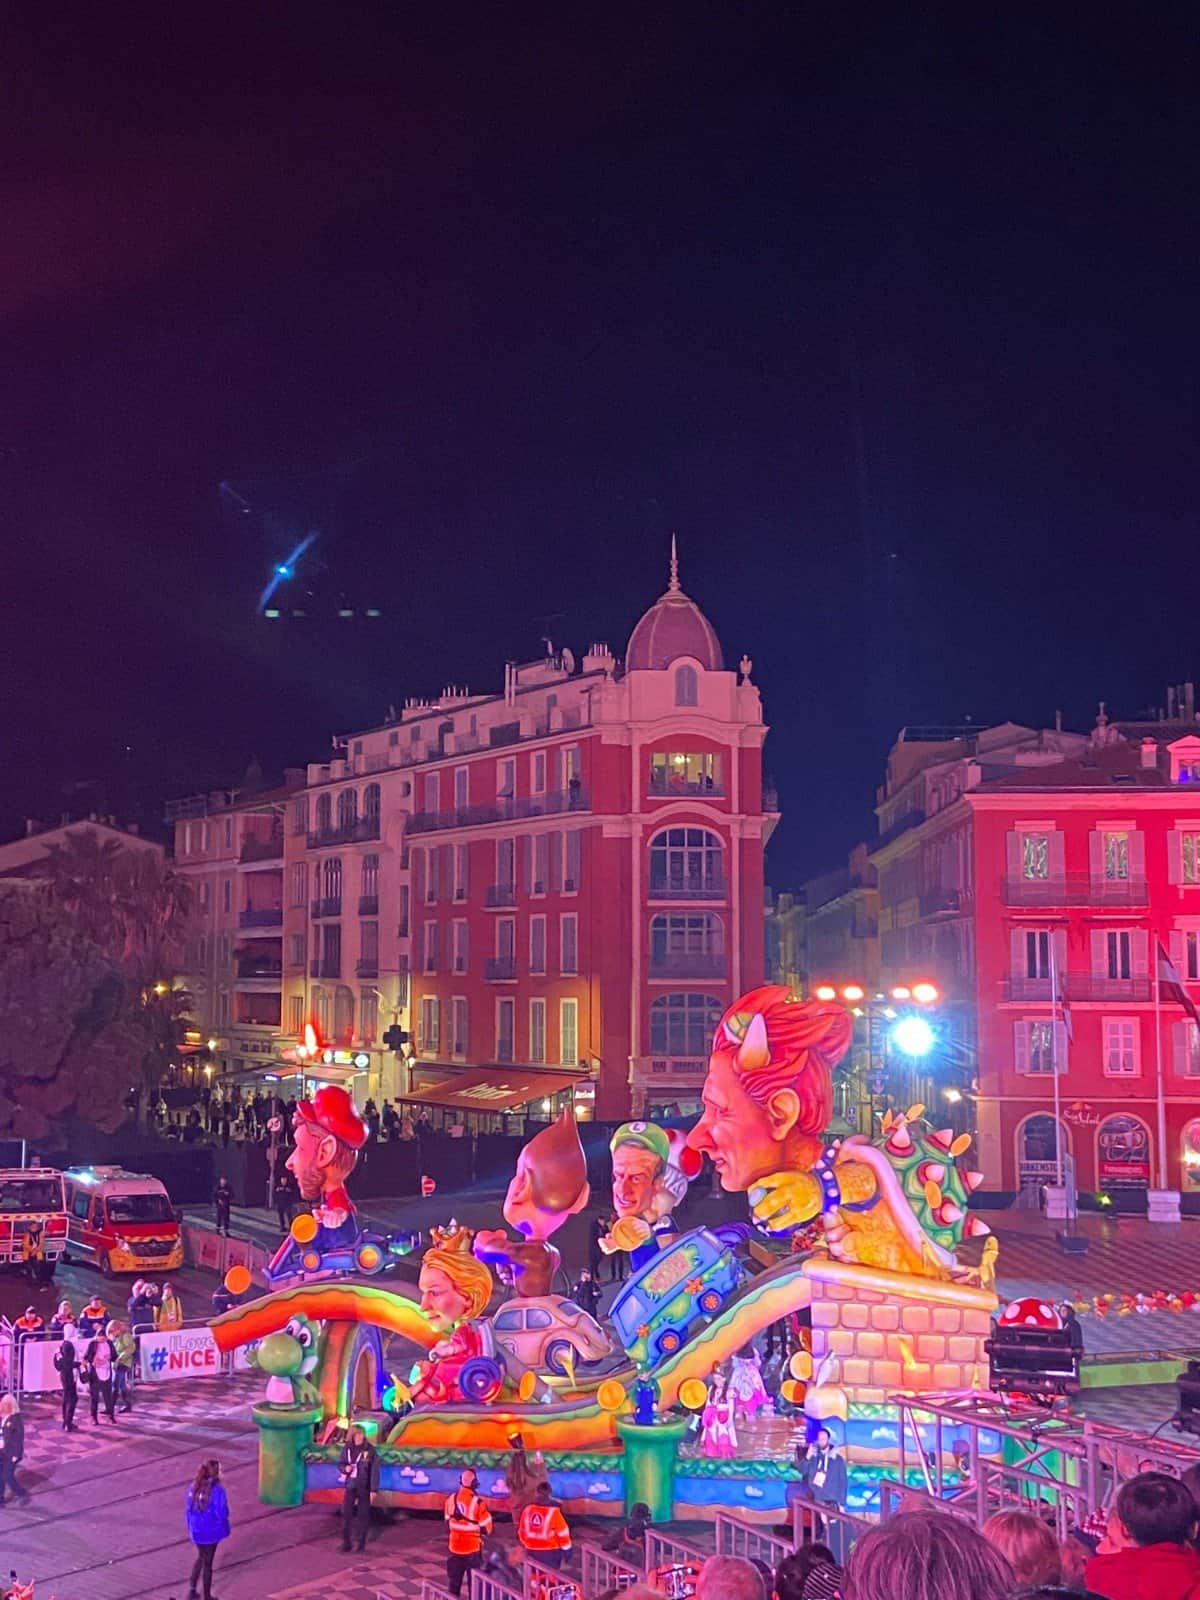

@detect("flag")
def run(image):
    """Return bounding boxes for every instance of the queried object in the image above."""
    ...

[1049,938,1073,1045]
[1157,942,1200,1027]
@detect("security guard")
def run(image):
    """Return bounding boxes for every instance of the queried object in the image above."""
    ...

[517,1480,572,1570]
[444,1467,493,1596]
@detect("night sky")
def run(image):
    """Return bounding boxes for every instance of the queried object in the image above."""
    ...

[3,10,1197,886]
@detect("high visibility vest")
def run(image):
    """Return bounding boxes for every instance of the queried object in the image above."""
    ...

[445,1489,492,1554]
[518,1503,571,1552]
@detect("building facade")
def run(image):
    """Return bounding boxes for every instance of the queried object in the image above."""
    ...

[870,709,1200,1199]
[172,553,776,1121]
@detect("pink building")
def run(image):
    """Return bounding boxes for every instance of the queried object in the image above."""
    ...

[177,552,778,1121]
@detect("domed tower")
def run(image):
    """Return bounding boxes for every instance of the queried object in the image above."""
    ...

[625,537,724,674]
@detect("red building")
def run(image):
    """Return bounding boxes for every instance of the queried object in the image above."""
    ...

[179,549,779,1123]
[871,705,1200,1204]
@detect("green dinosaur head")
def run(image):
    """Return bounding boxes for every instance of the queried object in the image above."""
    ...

[255,1314,320,1379]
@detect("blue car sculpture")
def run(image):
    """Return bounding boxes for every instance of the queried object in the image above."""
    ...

[609,1226,743,1365]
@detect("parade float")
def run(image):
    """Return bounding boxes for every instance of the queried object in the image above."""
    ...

[211,985,1000,1521]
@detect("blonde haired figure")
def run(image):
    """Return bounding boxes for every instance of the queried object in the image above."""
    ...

[412,1228,495,1406]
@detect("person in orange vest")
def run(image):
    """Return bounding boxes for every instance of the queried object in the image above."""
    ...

[518,1480,572,1571]
[78,1296,107,1340]
[444,1467,493,1597]
[13,1308,43,1344]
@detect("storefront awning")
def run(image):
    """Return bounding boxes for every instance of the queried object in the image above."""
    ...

[227,1061,363,1088]
[400,1068,583,1114]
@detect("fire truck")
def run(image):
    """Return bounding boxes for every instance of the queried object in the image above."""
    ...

[0,1169,68,1283]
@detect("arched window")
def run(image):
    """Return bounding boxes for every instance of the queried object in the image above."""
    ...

[312,986,331,1037]
[1096,1112,1151,1190]
[650,992,723,1058]
[315,793,331,834]
[1015,1112,1069,1186]
[363,783,381,823]
[649,827,724,896]
[650,913,724,975]
[337,789,358,830]
[675,664,698,707]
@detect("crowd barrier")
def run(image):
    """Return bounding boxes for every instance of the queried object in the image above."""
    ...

[645,1528,707,1578]
[579,1540,644,1595]
[7,1317,253,1395]
[421,1582,458,1600]
[181,1221,272,1282]
[791,1492,872,1564]
[470,1570,522,1600]
[713,1510,789,1570]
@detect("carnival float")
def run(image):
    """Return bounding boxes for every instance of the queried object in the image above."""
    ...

[210,985,1000,1521]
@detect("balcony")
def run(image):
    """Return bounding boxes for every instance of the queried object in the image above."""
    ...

[311,897,342,919]
[649,952,727,979]
[235,958,282,981]
[239,834,283,864]
[1002,874,1148,908]
[239,907,282,929]
[485,883,517,908]
[920,886,963,917]
[306,816,381,850]
[407,788,591,837]
[485,956,517,981]
[358,894,379,917]
[1004,976,1053,1002]
[648,776,725,799]
[1065,975,1153,1002]
[648,874,726,901]
[356,958,379,979]
[631,1055,707,1083]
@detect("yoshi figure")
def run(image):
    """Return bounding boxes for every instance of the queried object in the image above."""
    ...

[247,1313,321,1406]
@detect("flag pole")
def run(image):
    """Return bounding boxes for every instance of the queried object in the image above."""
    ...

[1155,937,1168,1191]
[1050,937,1064,1188]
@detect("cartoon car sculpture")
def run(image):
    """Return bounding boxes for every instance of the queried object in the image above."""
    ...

[265,1225,419,1288]
[491,1295,611,1378]
[609,1226,742,1366]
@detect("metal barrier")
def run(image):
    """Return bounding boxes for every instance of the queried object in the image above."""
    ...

[523,1556,568,1600]
[645,1528,708,1577]
[421,1582,459,1600]
[713,1512,790,1570]
[579,1541,644,1595]
[791,1493,872,1563]
[470,1571,523,1600]
[877,1482,972,1523]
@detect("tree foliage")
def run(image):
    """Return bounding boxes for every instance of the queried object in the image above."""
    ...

[0,883,133,1138]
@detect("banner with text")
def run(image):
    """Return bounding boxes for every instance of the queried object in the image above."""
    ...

[139,1325,223,1382]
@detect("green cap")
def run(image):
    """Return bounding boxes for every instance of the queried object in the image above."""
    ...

[610,1121,671,1166]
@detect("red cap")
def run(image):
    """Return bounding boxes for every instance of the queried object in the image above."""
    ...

[295,1085,368,1150]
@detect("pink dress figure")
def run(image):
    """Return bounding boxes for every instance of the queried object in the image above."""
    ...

[728,1348,771,1421]
[700,1376,738,1459]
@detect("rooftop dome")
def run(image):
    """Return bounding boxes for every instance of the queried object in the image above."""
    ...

[625,539,724,672]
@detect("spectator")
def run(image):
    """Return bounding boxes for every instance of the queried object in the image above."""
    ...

[381,1100,398,1139]
[842,1512,1013,1600]
[81,1328,118,1425]
[13,1307,44,1343]
[109,1319,136,1413]
[797,1427,849,1559]
[54,1333,79,1433]
[416,1111,432,1138]
[49,1300,75,1336]
[775,1544,842,1600]
[1087,1471,1200,1600]
[984,1510,1095,1598]
[78,1295,108,1340]
[127,1280,157,1336]
[517,1480,571,1569]
[572,1267,601,1318]
[602,1500,653,1563]
[695,1554,766,1600]
[589,1213,606,1282]
[156,1282,184,1331]
[184,1458,231,1600]
[0,1396,28,1504]
[274,1170,296,1233]
[213,1175,233,1236]
[338,1422,378,1553]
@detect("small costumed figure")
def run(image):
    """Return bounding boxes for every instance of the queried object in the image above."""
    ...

[700,1372,738,1459]
[728,1344,771,1422]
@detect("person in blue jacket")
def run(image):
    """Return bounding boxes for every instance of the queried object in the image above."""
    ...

[184,1457,231,1600]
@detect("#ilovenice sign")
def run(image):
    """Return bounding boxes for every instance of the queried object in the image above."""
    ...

[139,1326,221,1382]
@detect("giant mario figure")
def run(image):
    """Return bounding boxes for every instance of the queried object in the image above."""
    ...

[286,1085,369,1249]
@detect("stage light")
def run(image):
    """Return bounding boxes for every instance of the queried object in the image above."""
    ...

[890,985,911,1000]
[891,1016,935,1058]
[842,984,865,1002]
[944,1088,962,1103]
[815,984,836,1001]
[912,981,939,1004]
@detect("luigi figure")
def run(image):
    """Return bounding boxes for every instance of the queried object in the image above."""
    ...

[601,1121,698,1271]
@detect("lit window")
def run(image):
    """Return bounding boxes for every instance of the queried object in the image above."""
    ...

[649,752,722,795]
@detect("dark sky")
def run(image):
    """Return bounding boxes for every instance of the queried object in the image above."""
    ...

[2,8,1198,885]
